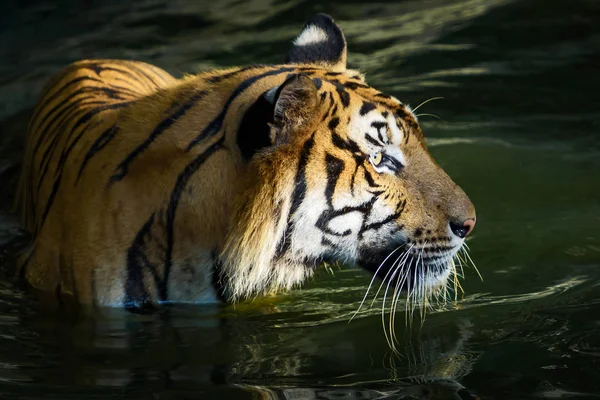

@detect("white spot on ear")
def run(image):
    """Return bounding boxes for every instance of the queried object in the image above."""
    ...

[294,25,328,46]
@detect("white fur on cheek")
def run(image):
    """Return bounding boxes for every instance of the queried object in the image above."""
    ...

[294,25,328,46]
[327,211,363,236]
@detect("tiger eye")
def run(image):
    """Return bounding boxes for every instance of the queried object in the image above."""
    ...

[371,151,383,166]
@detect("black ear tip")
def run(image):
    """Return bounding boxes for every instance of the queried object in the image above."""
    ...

[296,13,345,45]
[307,13,336,25]
[286,14,347,68]
[304,13,341,32]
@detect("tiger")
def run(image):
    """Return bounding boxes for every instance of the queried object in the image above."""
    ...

[15,14,475,310]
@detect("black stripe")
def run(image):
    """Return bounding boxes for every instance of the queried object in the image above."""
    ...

[124,213,158,312]
[371,121,387,143]
[77,125,119,182]
[365,134,382,147]
[334,83,350,108]
[315,198,375,237]
[32,91,103,157]
[359,101,376,116]
[328,117,339,131]
[162,136,225,301]
[324,153,344,208]
[31,83,130,161]
[331,132,348,151]
[319,92,328,104]
[312,78,322,90]
[297,67,318,72]
[91,63,155,92]
[34,96,100,156]
[36,105,104,191]
[321,236,336,249]
[331,132,362,155]
[273,198,284,226]
[275,135,315,257]
[110,91,208,183]
[35,125,70,193]
[38,102,132,232]
[90,270,98,309]
[350,163,360,196]
[102,80,146,97]
[363,167,378,188]
[206,65,262,84]
[31,76,104,124]
[425,244,455,252]
[288,136,314,224]
[329,104,339,119]
[126,63,164,90]
[102,62,169,93]
[344,81,370,90]
[146,64,172,86]
[359,199,406,237]
[186,67,296,151]
[33,102,101,215]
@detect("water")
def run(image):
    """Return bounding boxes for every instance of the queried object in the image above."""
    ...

[1,0,599,398]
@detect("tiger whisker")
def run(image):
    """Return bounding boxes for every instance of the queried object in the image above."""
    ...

[455,252,467,278]
[381,258,403,352]
[389,249,412,346]
[409,256,417,321]
[389,273,404,347]
[371,248,407,309]
[382,247,413,352]
[419,245,428,322]
[411,97,444,113]
[415,242,428,321]
[349,244,404,322]
[404,253,417,327]
[415,113,442,120]
[462,245,483,281]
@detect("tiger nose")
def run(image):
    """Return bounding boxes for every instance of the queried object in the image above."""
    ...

[449,218,475,239]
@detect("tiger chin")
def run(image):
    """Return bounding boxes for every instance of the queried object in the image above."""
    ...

[15,14,475,311]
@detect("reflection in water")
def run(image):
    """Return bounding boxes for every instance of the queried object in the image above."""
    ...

[242,381,477,400]
[0,294,480,398]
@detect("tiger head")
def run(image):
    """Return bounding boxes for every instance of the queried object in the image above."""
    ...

[221,14,475,303]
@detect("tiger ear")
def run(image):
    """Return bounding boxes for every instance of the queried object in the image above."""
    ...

[266,74,318,145]
[285,14,347,72]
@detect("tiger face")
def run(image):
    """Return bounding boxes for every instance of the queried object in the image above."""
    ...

[303,88,473,287]
[222,15,475,302]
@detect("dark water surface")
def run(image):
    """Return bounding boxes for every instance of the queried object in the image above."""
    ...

[1,0,600,398]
